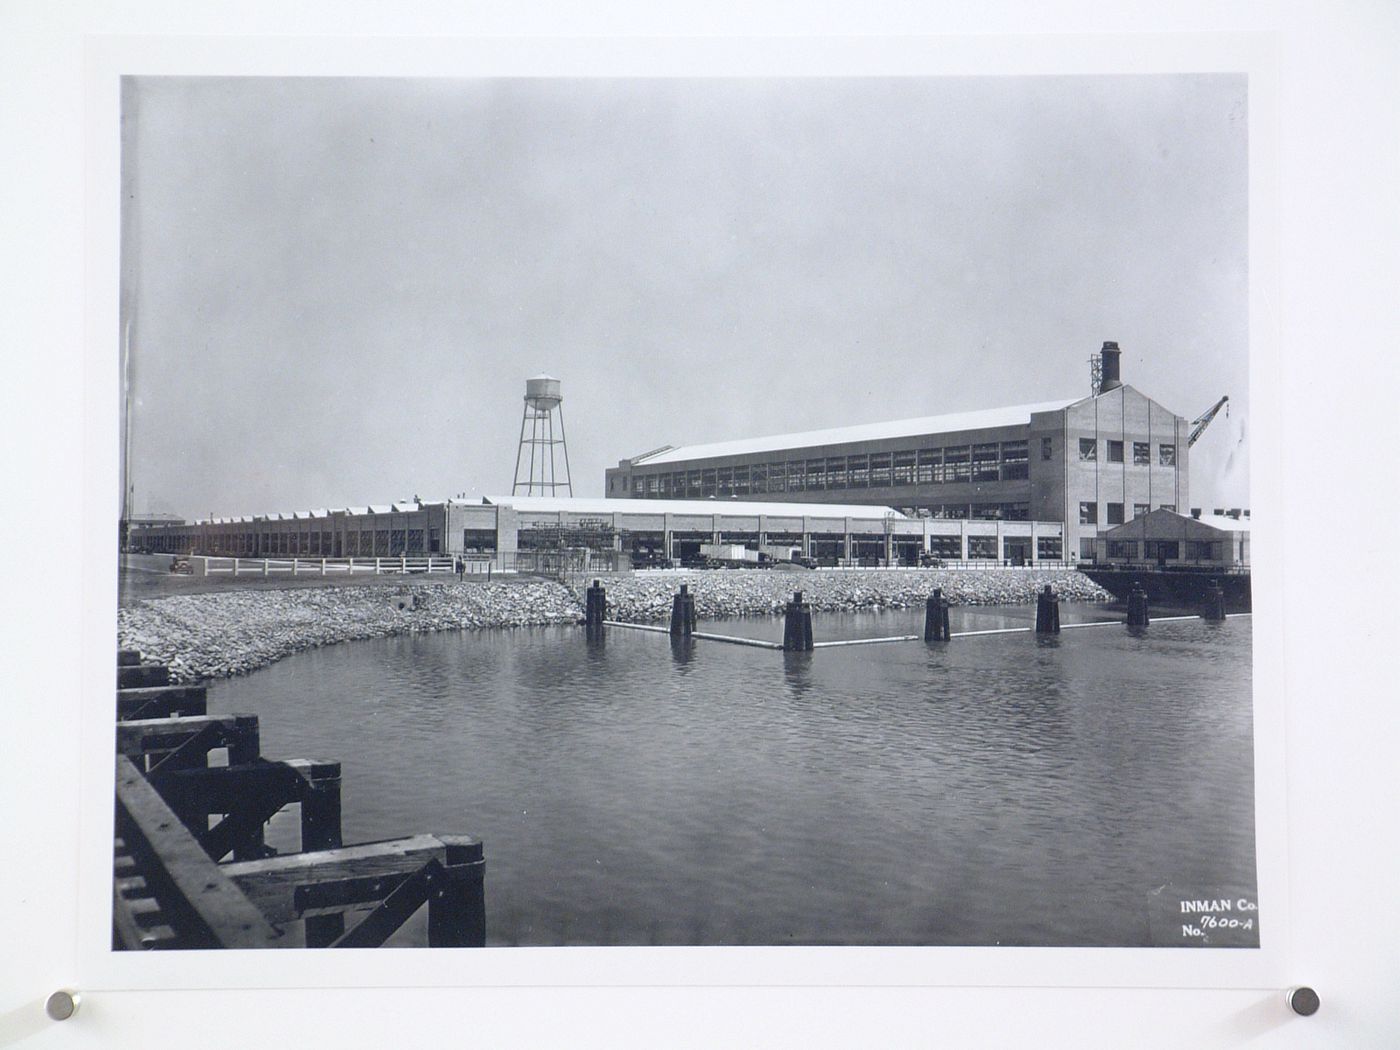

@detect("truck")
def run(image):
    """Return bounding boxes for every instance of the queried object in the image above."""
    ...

[699,543,761,567]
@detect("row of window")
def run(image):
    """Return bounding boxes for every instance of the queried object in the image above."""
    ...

[918,502,1031,521]
[1079,502,1175,525]
[1105,540,1222,561]
[1077,439,1176,466]
[628,441,1032,498]
[141,529,443,557]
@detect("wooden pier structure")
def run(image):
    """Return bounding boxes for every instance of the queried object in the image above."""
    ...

[113,649,484,950]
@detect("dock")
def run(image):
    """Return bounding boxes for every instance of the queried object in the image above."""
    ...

[113,649,485,949]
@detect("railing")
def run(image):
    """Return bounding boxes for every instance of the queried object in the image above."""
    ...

[196,555,503,578]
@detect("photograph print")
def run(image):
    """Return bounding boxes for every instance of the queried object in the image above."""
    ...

[113,72,1255,951]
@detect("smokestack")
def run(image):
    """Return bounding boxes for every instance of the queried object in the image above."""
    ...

[1099,341,1122,391]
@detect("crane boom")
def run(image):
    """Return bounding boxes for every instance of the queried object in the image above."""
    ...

[1188,395,1229,447]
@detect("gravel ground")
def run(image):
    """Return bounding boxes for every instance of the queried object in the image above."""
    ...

[118,569,1109,682]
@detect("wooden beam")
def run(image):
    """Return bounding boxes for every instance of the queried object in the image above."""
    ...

[118,685,208,721]
[119,663,171,689]
[114,755,287,949]
[220,834,454,923]
[118,649,142,666]
[116,714,260,765]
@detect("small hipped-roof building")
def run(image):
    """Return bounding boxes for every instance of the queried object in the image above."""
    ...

[1093,508,1250,568]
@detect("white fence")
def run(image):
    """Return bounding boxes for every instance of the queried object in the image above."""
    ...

[194,555,504,578]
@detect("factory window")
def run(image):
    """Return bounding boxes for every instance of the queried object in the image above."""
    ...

[971,443,1000,482]
[1186,541,1220,561]
[1159,443,1176,466]
[928,535,962,560]
[870,453,892,488]
[848,455,869,488]
[1002,502,1030,521]
[945,446,970,482]
[1079,539,1096,561]
[1079,502,1098,525]
[1133,442,1151,465]
[1106,502,1124,525]
[687,471,703,496]
[1041,437,1053,460]
[462,528,496,551]
[632,477,645,496]
[1107,440,1124,463]
[917,449,940,484]
[1037,536,1063,561]
[1000,440,1029,480]
[407,529,424,554]
[750,464,767,493]
[310,532,321,555]
[657,475,671,497]
[375,530,391,555]
[717,468,733,496]
[971,503,1002,520]
[804,459,826,490]
[933,503,969,520]
[1079,438,1097,461]
[766,463,785,493]
[1145,540,1180,561]
[1133,503,1150,518]
[826,457,847,489]
[701,469,717,496]
[967,536,997,560]
[428,528,441,553]
[733,466,750,495]
[646,474,660,495]
[1107,540,1138,560]
[390,529,406,553]
[893,450,915,486]
[786,463,804,492]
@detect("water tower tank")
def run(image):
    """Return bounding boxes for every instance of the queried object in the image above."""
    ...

[512,374,572,496]
[525,375,562,407]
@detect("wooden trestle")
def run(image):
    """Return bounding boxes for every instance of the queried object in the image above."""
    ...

[113,649,484,949]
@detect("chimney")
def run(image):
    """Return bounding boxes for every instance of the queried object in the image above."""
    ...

[1099,341,1122,392]
[1213,508,1225,516]
[1228,508,1242,519]
[1191,508,1202,519]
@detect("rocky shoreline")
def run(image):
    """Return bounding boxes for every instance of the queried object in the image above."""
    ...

[118,569,1110,682]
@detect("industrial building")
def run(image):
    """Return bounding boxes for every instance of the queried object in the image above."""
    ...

[606,343,1216,559]
[125,494,1069,569]
[1093,508,1250,568]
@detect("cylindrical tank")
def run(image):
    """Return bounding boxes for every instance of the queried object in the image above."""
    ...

[525,374,562,406]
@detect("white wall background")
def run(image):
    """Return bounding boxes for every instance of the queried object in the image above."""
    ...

[1,3,1396,1048]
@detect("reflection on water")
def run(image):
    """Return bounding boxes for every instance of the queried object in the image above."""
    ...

[211,603,1255,947]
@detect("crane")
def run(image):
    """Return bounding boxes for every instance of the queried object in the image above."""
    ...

[1188,395,1229,447]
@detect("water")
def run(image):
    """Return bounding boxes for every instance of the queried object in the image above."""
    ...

[210,603,1255,947]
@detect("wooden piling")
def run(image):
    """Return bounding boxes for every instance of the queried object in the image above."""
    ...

[300,761,345,947]
[1035,584,1061,634]
[782,591,813,651]
[670,583,697,637]
[1202,579,1227,621]
[924,589,951,641]
[585,579,607,628]
[1127,583,1150,627]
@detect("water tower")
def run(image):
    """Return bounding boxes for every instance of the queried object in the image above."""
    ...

[512,374,573,496]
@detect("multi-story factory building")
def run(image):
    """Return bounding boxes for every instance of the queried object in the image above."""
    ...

[605,343,1190,559]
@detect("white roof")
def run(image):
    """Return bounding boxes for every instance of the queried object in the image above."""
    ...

[632,398,1077,466]
[1193,513,1252,533]
[485,495,910,519]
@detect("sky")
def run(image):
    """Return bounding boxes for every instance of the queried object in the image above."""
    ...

[121,74,1249,519]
